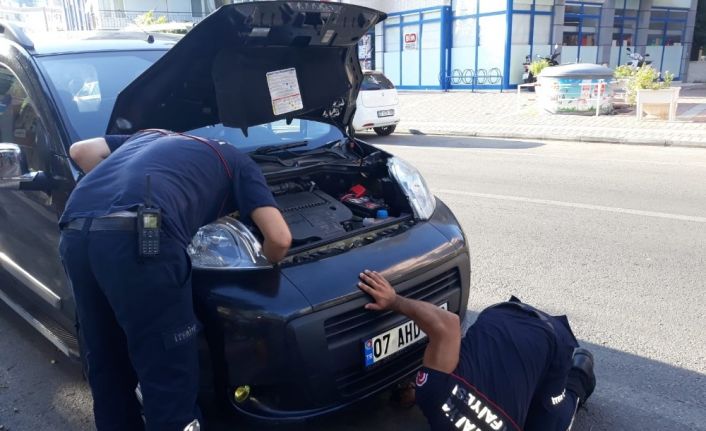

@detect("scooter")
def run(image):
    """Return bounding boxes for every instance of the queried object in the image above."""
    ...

[522,44,561,85]
[625,47,651,67]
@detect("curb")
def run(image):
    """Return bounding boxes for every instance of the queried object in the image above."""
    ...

[394,127,706,149]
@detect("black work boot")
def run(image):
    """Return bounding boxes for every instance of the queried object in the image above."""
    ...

[566,347,596,407]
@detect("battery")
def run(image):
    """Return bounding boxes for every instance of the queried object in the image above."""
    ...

[341,195,387,217]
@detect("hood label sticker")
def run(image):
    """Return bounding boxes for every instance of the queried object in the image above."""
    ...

[266,68,304,116]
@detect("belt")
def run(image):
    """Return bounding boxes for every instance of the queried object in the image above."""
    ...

[62,217,136,231]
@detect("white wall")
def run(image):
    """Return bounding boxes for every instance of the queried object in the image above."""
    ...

[686,61,706,83]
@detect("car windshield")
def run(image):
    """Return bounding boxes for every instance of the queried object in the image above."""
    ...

[186,120,344,153]
[38,51,344,151]
[361,73,395,91]
[37,51,165,142]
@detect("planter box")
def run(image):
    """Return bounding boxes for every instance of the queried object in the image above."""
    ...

[636,87,681,121]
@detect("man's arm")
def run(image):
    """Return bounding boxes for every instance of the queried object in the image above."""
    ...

[69,138,111,173]
[358,270,461,373]
[250,206,292,263]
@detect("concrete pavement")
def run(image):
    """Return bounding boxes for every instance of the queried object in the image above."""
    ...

[394,84,706,148]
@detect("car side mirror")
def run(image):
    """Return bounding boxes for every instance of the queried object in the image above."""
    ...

[0,143,46,191]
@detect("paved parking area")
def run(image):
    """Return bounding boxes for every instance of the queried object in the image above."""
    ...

[395,84,706,147]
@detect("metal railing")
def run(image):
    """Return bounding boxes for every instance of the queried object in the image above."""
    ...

[518,80,613,116]
[96,9,207,30]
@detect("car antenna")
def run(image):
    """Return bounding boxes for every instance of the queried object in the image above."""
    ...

[130,16,155,44]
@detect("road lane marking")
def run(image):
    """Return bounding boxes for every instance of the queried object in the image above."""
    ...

[437,189,706,223]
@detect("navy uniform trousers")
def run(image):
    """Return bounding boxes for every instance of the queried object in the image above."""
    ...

[59,222,201,431]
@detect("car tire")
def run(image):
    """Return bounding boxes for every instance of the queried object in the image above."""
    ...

[373,125,396,136]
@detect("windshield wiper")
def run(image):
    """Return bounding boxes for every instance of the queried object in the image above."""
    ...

[252,141,309,155]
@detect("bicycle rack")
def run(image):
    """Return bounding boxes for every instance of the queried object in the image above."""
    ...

[439,68,503,92]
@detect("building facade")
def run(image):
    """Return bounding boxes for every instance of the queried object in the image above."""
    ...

[351,0,698,89]
[82,0,213,29]
[0,0,66,31]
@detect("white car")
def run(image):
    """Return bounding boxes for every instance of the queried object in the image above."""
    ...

[352,70,400,136]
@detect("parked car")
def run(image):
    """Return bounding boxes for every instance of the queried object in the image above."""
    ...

[0,1,469,423]
[352,70,400,136]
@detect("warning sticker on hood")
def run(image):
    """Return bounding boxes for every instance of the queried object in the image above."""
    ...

[266,68,304,116]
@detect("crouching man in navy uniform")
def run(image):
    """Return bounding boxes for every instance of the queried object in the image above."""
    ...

[358,270,596,431]
[59,130,292,431]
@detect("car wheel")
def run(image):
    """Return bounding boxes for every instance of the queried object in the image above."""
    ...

[374,125,396,136]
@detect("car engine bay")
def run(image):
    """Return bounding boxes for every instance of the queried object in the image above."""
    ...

[268,171,412,249]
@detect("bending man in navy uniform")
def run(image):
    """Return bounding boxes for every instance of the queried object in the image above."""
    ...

[59,130,292,431]
[358,270,596,431]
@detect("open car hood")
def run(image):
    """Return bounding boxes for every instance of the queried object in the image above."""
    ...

[107,1,385,136]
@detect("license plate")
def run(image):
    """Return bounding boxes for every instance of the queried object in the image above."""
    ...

[363,303,448,368]
[377,109,394,117]
[522,72,529,80]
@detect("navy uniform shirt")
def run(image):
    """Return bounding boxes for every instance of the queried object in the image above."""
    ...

[415,299,579,431]
[60,130,277,246]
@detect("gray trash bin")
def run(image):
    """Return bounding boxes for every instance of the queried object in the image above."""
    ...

[537,63,614,115]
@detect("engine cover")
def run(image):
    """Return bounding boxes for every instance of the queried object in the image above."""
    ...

[275,190,353,244]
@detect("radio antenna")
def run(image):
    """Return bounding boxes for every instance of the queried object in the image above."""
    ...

[145,174,153,208]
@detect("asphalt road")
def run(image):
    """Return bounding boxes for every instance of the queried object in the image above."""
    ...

[2,134,705,430]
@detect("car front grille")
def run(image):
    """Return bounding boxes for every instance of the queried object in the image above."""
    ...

[323,269,461,398]
[324,269,460,347]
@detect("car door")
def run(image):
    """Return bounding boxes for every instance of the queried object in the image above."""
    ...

[0,61,74,326]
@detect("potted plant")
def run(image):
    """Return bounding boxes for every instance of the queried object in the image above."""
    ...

[529,58,551,79]
[629,66,676,119]
[625,65,673,101]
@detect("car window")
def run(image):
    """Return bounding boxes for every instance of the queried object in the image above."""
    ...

[187,119,344,153]
[0,65,50,172]
[361,73,395,91]
[36,51,165,143]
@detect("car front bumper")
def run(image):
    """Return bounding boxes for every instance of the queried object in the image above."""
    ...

[193,199,470,422]
[352,105,400,131]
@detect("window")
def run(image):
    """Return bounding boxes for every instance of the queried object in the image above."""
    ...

[0,66,48,172]
[646,7,688,77]
[562,2,602,63]
[37,51,165,141]
[361,73,395,91]
[188,120,343,153]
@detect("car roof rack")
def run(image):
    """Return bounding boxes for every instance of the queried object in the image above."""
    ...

[0,21,34,51]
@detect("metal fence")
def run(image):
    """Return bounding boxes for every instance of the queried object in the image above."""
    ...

[96,10,207,30]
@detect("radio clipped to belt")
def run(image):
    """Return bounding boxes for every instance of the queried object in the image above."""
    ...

[138,174,161,257]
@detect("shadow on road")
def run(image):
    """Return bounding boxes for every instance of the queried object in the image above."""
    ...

[357,132,544,150]
[2,301,705,431]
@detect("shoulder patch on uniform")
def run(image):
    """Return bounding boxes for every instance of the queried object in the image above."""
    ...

[416,370,428,387]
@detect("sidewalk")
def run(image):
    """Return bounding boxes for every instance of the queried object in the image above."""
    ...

[395,84,706,148]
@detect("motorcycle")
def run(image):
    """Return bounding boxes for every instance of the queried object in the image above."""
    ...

[625,47,651,67]
[523,44,561,85]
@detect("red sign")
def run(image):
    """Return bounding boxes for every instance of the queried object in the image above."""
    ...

[404,33,418,50]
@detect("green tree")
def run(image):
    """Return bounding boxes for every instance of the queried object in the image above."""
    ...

[135,10,168,26]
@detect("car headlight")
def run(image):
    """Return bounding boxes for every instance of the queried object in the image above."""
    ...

[187,217,272,270]
[388,156,436,220]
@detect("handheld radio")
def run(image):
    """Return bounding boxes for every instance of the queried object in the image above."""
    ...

[137,174,161,257]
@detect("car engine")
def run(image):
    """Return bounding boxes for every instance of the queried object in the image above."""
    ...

[274,189,353,245]
[269,176,409,248]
